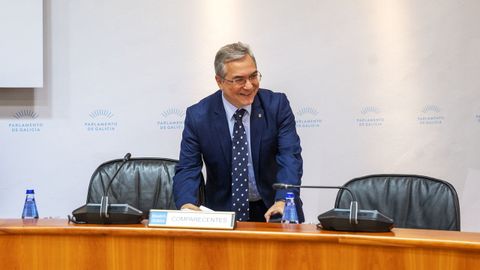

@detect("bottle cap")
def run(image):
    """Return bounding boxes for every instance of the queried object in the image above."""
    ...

[26,189,35,194]
[286,192,294,199]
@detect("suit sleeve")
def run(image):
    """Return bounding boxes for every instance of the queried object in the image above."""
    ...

[173,107,203,209]
[274,93,303,201]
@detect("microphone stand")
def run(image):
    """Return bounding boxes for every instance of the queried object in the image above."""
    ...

[100,153,131,218]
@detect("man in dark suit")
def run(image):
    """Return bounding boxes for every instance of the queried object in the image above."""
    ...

[173,42,304,222]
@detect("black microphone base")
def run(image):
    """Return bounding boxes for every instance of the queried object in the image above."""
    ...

[318,208,394,232]
[72,203,143,224]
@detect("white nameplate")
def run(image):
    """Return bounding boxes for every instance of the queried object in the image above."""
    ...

[148,209,236,230]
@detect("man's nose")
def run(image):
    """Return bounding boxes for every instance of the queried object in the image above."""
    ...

[243,79,254,89]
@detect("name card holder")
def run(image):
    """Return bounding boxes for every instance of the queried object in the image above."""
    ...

[148,209,236,230]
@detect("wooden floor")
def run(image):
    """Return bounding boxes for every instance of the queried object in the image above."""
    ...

[0,219,479,269]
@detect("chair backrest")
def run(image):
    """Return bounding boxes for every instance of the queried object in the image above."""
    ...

[86,157,204,219]
[335,174,460,231]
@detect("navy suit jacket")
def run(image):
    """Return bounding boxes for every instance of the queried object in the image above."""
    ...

[173,88,304,222]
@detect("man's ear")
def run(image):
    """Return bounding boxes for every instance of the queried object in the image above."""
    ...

[215,75,223,89]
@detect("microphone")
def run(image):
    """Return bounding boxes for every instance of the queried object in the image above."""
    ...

[273,183,393,232]
[100,153,132,218]
[70,153,143,224]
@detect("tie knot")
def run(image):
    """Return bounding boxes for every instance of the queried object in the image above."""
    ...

[233,109,246,122]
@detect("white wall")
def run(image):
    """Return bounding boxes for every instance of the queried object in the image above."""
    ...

[1,0,479,232]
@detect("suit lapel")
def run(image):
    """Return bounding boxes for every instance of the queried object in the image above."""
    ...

[213,92,232,165]
[250,95,266,181]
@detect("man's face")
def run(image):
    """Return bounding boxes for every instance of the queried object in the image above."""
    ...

[216,55,259,108]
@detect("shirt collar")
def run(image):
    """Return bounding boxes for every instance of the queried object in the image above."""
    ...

[221,92,251,120]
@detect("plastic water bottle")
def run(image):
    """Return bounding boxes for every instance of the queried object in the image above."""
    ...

[22,189,39,219]
[281,192,299,224]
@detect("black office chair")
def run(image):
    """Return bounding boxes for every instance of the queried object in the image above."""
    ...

[335,174,460,231]
[86,156,205,219]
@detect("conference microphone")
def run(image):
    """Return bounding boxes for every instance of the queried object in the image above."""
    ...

[70,153,143,224]
[100,152,132,218]
[273,183,393,232]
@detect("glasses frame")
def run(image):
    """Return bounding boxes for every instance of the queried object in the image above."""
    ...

[222,71,262,87]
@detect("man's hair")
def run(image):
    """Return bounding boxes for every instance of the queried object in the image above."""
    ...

[214,42,257,78]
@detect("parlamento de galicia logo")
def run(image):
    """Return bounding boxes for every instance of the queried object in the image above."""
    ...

[418,105,444,125]
[8,109,44,133]
[157,108,185,130]
[84,109,117,132]
[295,107,322,128]
[356,106,384,127]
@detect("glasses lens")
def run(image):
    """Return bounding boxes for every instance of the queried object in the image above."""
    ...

[253,72,261,82]
[247,72,260,83]
[233,78,247,86]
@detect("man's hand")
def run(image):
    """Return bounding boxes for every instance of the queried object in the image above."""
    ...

[264,200,285,222]
[180,203,201,211]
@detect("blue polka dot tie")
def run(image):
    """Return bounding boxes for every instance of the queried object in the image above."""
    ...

[231,109,249,221]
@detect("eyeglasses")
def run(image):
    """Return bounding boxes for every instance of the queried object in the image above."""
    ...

[222,72,262,87]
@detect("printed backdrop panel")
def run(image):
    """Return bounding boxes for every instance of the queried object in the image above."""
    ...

[1,0,479,231]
